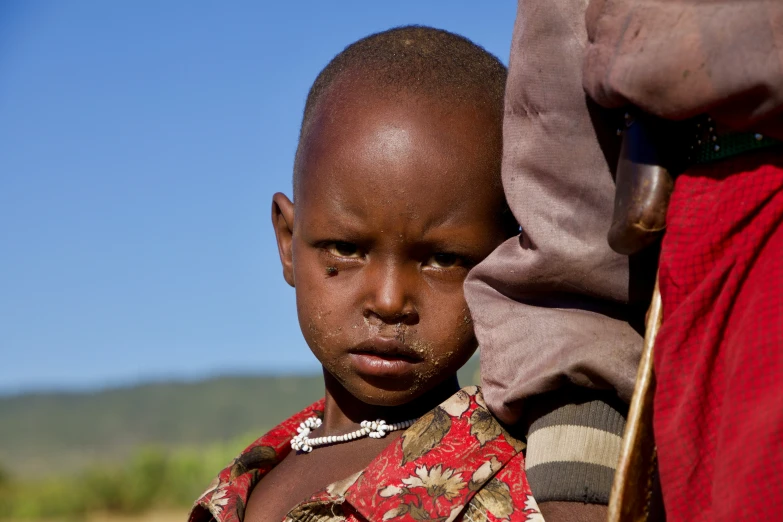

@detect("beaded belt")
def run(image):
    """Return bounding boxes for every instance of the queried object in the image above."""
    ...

[687,116,780,165]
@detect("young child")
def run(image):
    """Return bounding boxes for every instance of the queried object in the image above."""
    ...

[189,26,542,522]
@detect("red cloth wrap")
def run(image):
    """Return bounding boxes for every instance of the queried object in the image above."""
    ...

[655,148,783,521]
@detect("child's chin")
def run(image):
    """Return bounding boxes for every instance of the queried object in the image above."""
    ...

[352,381,425,407]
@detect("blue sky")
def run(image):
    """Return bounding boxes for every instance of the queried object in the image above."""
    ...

[0,1,516,393]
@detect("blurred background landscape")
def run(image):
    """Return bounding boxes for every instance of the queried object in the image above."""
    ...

[1,1,511,520]
[0,360,479,520]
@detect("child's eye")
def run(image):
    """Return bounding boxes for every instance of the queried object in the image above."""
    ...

[327,242,361,258]
[427,253,462,268]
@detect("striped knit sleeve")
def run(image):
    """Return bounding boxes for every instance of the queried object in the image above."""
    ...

[523,388,627,504]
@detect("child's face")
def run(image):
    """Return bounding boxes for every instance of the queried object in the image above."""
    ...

[273,83,510,406]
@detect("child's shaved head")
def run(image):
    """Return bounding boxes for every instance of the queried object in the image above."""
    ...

[294,25,507,197]
[273,24,515,410]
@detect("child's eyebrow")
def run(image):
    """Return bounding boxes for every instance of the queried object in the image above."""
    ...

[303,207,367,236]
[417,230,488,255]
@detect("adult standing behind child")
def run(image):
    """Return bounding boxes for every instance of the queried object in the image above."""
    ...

[468,0,783,520]
[189,26,543,522]
[464,1,652,520]
[584,1,783,519]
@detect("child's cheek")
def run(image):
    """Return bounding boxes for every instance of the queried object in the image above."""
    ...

[302,311,357,389]
[302,306,337,353]
[427,307,477,369]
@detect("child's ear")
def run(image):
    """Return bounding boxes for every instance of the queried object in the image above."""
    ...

[271,192,296,287]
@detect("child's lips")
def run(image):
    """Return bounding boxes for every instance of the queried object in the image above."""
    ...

[348,338,422,378]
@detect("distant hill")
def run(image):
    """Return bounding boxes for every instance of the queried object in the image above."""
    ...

[0,357,479,478]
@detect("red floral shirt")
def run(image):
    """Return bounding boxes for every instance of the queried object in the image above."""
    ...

[189,386,544,522]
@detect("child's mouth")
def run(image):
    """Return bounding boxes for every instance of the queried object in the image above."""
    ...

[348,338,423,378]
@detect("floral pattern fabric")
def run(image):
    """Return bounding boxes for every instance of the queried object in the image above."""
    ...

[189,386,543,522]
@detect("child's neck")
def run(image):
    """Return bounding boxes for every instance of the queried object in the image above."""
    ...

[320,370,460,435]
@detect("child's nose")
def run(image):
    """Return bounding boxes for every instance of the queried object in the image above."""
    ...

[362,261,418,325]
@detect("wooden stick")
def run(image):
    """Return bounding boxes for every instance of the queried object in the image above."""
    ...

[607,278,663,522]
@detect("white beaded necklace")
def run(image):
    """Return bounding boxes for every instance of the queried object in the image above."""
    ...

[290,416,416,453]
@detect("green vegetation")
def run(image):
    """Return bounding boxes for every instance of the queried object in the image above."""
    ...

[0,374,326,478]
[0,358,480,519]
[0,437,248,519]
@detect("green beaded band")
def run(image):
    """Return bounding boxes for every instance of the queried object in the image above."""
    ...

[691,131,780,165]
